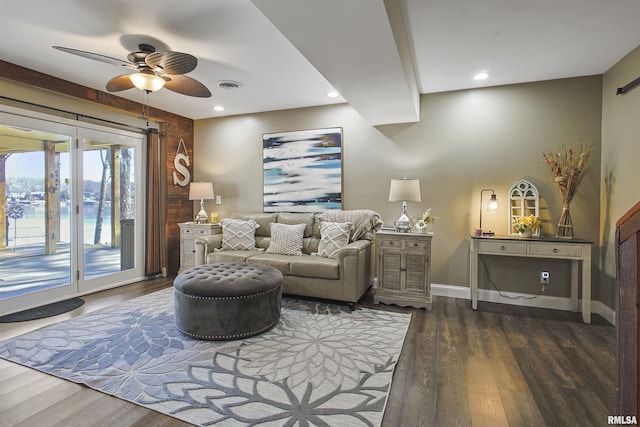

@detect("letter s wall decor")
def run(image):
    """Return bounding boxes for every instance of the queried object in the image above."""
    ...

[173,138,190,187]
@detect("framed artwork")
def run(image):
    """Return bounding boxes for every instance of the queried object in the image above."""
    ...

[263,127,342,212]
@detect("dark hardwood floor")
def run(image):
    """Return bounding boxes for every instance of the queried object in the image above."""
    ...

[0,278,615,426]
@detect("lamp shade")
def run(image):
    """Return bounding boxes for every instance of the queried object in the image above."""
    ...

[189,182,214,200]
[389,178,421,202]
[130,70,166,92]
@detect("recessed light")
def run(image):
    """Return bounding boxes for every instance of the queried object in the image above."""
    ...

[473,72,490,81]
[327,91,339,98]
[213,106,224,111]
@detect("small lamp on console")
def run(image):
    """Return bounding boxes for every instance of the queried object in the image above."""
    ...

[189,182,214,224]
[389,178,421,232]
[479,188,499,236]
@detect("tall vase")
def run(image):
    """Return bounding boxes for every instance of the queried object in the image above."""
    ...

[556,205,573,238]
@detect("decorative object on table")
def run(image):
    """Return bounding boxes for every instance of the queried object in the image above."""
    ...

[0,287,410,426]
[188,181,214,223]
[388,178,421,232]
[263,128,342,212]
[508,179,540,236]
[512,214,541,237]
[542,143,591,238]
[478,188,499,236]
[411,208,437,233]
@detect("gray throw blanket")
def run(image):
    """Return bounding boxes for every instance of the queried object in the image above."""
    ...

[317,209,384,241]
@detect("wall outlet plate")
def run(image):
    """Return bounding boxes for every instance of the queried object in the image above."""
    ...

[540,271,550,284]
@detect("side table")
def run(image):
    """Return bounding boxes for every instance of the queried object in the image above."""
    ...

[178,222,221,272]
[374,229,433,309]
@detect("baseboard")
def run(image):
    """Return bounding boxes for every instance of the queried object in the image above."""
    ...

[431,283,616,326]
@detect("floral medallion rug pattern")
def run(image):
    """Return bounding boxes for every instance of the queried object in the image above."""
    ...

[0,288,411,426]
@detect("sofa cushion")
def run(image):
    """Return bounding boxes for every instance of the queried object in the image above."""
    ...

[207,250,264,264]
[246,254,292,275]
[219,218,260,251]
[266,223,306,256]
[232,213,277,237]
[290,255,339,279]
[317,221,352,259]
[277,213,315,237]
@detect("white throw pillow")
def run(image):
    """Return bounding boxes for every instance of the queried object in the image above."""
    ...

[266,223,306,256]
[220,218,260,251]
[317,221,352,258]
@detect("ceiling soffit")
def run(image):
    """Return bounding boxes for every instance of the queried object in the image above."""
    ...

[252,0,420,126]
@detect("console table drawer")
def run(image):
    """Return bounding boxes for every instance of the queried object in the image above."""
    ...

[477,240,527,254]
[529,243,583,257]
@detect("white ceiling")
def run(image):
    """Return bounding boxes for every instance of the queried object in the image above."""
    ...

[1,0,639,125]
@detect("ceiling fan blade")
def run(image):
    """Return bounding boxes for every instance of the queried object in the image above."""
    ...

[53,46,135,69]
[163,75,212,98]
[145,51,197,75]
[106,74,135,92]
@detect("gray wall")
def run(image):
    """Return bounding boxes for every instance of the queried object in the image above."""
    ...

[600,45,640,308]
[194,76,603,301]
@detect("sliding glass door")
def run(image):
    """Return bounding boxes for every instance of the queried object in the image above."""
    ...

[79,128,144,294]
[0,109,145,314]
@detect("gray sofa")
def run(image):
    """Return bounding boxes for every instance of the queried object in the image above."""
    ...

[194,210,383,307]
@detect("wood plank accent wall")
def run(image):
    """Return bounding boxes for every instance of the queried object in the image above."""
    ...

[616,200,640,416]
[0,60,194,276]
[165,128,193,275]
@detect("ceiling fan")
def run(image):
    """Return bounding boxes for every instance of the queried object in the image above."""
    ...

[52,43,212,98]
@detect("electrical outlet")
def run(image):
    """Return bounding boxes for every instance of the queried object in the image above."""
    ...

[540,271,550,284]
[216,195,222,204]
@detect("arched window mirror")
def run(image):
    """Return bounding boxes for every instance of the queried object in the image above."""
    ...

[509,179,540,236]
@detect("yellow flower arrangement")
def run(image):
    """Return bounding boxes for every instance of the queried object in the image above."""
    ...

[512,214,541,233]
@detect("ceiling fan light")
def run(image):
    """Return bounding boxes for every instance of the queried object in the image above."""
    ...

[130,72,165,92]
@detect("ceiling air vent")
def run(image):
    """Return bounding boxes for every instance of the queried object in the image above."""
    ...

[218,80,243,90]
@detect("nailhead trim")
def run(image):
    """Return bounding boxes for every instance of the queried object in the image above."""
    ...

[174,285,280,301]
[176,317,280,340]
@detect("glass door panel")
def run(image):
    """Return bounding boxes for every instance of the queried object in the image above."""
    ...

[79,128,143,292]
[0,115,75,310]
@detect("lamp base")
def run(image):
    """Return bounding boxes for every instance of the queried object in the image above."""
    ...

[394,201,412,233]
[195,200,208,224]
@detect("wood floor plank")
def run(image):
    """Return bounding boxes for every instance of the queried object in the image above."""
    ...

[0,278,616,426]
[0,380,82,426]
[478,311,545,426]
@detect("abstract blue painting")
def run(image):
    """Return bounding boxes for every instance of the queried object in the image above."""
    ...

[263,128,342,212]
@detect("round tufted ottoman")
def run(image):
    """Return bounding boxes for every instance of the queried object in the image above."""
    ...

[173,262,282,340]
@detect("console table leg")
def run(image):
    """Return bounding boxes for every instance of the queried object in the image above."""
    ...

[571,260,579,313]
[582,252,592,324]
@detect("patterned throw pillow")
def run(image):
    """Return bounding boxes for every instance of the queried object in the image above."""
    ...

[220,218,260,251]
[266,223,306,256]
[317,221,352,258]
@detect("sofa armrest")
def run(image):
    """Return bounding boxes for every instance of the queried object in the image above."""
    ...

[194,235,223,266]
[334,240,370,261]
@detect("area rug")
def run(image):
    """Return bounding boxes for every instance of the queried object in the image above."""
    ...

[0,288,411,426]
[0,297,84,322]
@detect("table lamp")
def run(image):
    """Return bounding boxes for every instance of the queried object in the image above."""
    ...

[189,182,214,223]
[479,188,499,236]
[389,178,421,232]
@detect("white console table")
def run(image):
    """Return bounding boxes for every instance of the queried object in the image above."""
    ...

[469,235,593,323]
